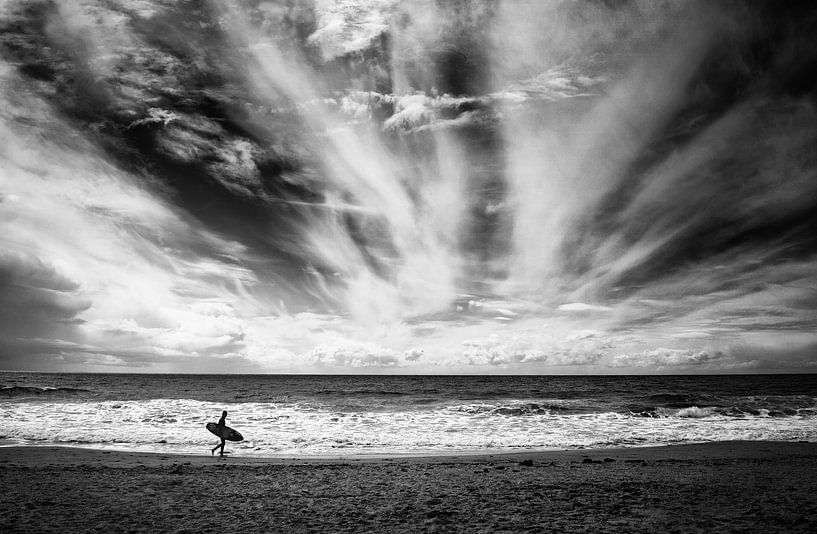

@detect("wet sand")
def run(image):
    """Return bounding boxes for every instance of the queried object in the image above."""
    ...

[1,441,816,533]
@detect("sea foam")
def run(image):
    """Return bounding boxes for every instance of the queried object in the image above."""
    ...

[2,398,816,456]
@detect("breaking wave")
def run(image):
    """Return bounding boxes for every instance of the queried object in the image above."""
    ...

[2,397,816,457]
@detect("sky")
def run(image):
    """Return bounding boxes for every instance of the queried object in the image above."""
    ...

[0,0,816,374]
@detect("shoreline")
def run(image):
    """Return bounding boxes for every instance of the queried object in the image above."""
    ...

[4,440,817,532]
[1,439,815,466]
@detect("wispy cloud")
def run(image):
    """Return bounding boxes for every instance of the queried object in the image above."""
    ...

[1,0,816,373]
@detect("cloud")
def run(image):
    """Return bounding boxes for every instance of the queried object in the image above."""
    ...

[610,348,726,369]
[308,343,401,368]
[558,303,612,313]
[0,54,266,370]
[456,325,613,368]
[723,332,817,371]
[1,0,816,374]
[89,303,248,359]
[0,252,90,346]
[307,0,393,61]
[403,348,424,361]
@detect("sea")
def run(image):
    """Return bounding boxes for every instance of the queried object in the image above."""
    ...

[2,373,816,457]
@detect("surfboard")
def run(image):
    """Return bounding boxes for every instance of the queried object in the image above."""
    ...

[206,422,244,442]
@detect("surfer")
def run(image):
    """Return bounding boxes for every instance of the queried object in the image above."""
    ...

[211,410,228,457]
[206,409,243,457]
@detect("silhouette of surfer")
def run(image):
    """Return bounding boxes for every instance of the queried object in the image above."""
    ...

[211,410,228,456]
[206,409,244,456]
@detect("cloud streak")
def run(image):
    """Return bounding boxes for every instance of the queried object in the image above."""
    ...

[1,0,816,372]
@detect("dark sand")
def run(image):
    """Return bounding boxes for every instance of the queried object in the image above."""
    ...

[1,441,816,533]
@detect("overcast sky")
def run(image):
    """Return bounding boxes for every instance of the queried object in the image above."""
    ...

[1,0,816,374]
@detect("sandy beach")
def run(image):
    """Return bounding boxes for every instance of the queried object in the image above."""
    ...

[1,441,816,533]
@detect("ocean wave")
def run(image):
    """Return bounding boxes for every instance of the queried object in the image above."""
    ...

[631,404,816,419]
[0,386,90,398]
[312,389,410,396]
[674,406,716,418]
[3,397,817,456]
[449,402,574,416]
[644,393,703,407]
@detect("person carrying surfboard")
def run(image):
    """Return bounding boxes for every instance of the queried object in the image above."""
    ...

[211,410,229,456]
[207,410,243,456]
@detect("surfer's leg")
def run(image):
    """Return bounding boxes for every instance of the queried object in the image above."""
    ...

[219,438,226,456]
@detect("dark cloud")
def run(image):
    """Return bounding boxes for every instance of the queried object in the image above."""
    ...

[0,253,90,339]
[1,0,320,298]
[0,253,90,369]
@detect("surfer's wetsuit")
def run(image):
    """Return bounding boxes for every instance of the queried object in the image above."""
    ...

[211,411,228,456]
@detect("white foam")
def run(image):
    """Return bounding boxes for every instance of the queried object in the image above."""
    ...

[675,406,715,418]
[2,399,815,456]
